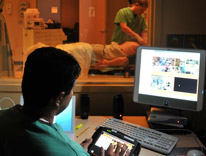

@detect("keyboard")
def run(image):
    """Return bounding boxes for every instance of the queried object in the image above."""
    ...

[99,118,178,155]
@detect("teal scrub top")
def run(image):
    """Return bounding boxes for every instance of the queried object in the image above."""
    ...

[0,105,89,156]
[111,7,147,44]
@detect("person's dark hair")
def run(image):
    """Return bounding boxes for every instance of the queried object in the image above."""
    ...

[129,0,148,7]
[22,47,81,109]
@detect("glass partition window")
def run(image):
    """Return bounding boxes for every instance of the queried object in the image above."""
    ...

[0,0,152,80]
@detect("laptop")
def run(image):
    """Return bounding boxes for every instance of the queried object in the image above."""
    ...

[20,95,76,140]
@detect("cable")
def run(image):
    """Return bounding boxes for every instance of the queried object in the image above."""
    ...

[0,97,16,108]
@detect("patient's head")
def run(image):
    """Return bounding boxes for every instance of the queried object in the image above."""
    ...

[22,47,81,110]
[119,41,140,56]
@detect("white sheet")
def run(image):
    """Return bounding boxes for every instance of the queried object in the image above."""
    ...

[24,42,93,78]
[56,42,93,78]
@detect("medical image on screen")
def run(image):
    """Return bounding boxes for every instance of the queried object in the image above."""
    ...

[175,58,199,75]
[152,57,199,75]
[150,56,199,94]
[134,47,205,111]
[139,49,200,101]
[174,77,197,94]
[151,75,174,91]
[152,57,175,73]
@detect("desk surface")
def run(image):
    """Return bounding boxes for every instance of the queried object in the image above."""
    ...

[74,116,204,156]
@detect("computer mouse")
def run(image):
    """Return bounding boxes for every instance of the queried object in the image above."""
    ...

[186,149,205,156]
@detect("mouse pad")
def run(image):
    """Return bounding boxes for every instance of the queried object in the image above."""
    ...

[167,147,205,156]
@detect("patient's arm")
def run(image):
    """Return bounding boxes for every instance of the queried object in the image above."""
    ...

[95,57,129,69]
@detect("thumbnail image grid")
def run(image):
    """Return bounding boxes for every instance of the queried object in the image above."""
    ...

[150,56,199,92]
[152,56,199,75]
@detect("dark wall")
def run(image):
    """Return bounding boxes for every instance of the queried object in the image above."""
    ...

[75,92,150,116]
[154,0,206,47]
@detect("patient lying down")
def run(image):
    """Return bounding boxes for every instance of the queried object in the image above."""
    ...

[91,41,139,69]
[25,41,139,72]
[56,41,139,70]
[92,41,139,69]
[91,41,138,60]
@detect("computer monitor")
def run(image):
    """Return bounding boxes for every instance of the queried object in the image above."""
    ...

[133,46,206,112]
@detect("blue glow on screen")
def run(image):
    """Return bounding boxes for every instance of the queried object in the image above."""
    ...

[55,101,72,131]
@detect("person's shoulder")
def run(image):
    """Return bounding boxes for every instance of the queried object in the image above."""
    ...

[120,7,130,10]
[0,107,20,136]
[0,105,23,127]
[118,7,131,13]
[0,107,13,120]
[0,109,7,124]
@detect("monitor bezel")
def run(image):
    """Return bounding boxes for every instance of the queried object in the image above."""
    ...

[133,46,205,112]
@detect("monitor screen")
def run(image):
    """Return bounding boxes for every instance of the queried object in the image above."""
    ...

[133,46,206,111]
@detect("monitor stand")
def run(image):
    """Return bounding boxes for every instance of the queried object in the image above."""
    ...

[147,107,190,134]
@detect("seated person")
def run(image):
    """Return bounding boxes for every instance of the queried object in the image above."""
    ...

[0,47,130,156]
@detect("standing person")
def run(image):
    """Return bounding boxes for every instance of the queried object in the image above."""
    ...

[111,0,148,45]
[0,47,130,156]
